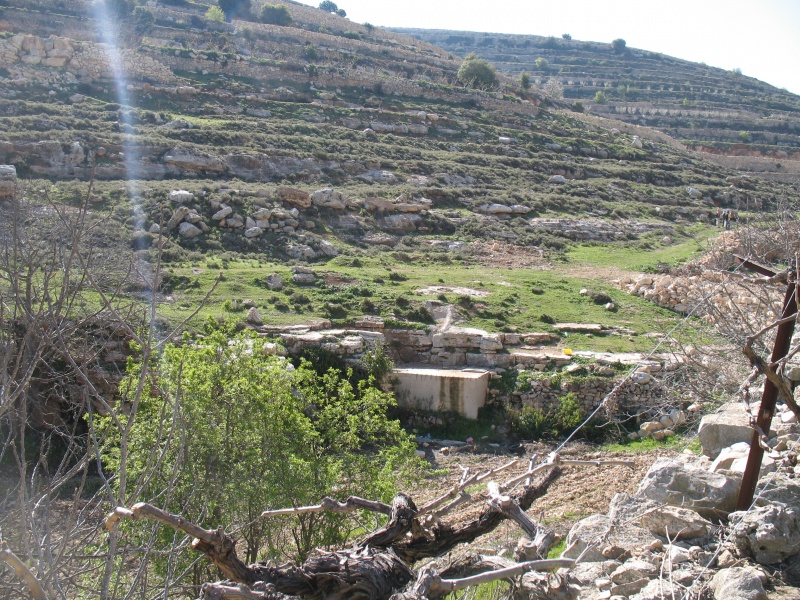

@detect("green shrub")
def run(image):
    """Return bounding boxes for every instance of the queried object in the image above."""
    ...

[131,6,155,34]
[205,5,225,22]
[260,3,292,25]
[457,53,498,90]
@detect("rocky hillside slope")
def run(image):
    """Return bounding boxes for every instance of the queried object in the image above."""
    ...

[393,28,800,176]
[1,0,797,262]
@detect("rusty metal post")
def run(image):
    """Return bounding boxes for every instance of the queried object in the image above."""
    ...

[736,276,797,510]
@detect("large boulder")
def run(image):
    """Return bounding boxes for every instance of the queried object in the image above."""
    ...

[311,188,346,210]
[698,403,754,458]
[168,189,194,203]
[163,146,227,175]
[710,568,767,600]
[563,514,657,562]
[178,222,202,239]
[277,186,312,209]
[637,456,741,518]
[381,213,421,232]
[730,503,800,564]
[167,206,191,229]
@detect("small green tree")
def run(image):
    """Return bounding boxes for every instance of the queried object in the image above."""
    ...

[130,5,155,34]
[99,331,420,573]
[260,3,292,25]
[535,57,549,70]
[318,0,338,12]
[738,130,752,142]
[611,38,627,54]
[457,53,498,90]
[336,8,346,16]
[519,71,530,90]
[594,90,608,104]
[206,5,225,21]
[571,101,585,113]
[562,33,572,40]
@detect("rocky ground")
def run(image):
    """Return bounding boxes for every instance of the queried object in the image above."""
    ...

[408,398,800,599]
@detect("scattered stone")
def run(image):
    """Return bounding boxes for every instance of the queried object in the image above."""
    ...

[710,567,767,600]
[730,503,800,565]
[167,206,191,229]
[264,273,283,290]
[177,222,202,238]
[637,504,712,541]
[311,188,346,210]
[637,456,741,518]
[549,175,568,184]
[277,186,312,209]
[686,186,703,199]
[698,403,755,458]
[212,205,233,221]
[246,307,262,325]
[244,226,263,238]
[168,189,193,203]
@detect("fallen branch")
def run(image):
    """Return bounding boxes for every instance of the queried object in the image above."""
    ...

[260,496,392,519]
[416,459,519,517]
[391,559,575,599]
[0,541,49,600]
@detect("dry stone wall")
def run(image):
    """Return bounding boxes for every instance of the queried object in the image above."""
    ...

[619,268,783,328]
[260,320,675,420]
[0,33,178,84]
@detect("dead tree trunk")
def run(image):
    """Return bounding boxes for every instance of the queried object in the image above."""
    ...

[106,456,630,599]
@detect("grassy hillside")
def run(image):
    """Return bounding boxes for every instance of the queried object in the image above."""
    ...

[0,0,797,341]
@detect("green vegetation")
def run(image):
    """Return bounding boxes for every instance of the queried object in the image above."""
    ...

[260,3,292,25]
[611,38,627,54]
[457,53,498,89]
[99,330,422,567]
[602,433,686,452]
[205,5,225,22]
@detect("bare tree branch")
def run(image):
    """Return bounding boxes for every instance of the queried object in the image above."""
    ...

[0,540,50,600]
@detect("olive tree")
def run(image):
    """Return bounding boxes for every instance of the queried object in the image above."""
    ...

[457,53,497,90]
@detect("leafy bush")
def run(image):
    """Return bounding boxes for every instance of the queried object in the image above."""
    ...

[130,6,155,34]
[205,5,225,22]
[590,291,613,305]
[457,53,498,90]
[318,0,338,12]
[594,90,608,104]
[260,3,292,25]
[99,332,421,568]
[611,38,627,54]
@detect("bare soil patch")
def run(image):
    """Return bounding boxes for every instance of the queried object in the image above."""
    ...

[409,442,667,554]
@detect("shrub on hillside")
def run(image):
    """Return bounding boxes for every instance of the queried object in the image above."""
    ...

[260,4,292,25]
[205,5,225,22]
[611,38,627,54]
[457,53,498,90]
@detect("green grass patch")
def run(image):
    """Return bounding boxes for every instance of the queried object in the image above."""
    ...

[567,224,717,271]
[547,539,567,559]
[601,433,686,453]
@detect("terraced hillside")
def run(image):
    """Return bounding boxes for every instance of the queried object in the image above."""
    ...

[393,29,800,172]
[0,0,797,337]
